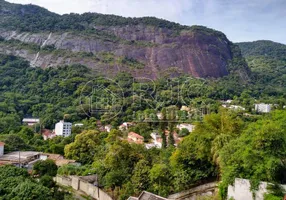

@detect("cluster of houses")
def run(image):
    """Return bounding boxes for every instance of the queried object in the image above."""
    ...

[22,118,73,140]
[221,100,274,113]
[125,123,195,149]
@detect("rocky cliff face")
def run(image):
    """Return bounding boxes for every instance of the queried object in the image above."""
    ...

[0,0,248,79]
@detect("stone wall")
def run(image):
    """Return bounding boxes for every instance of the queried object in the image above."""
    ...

[168,182,218,200]
[54,175,113,200]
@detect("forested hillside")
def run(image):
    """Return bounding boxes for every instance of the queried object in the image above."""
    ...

[237,40,286,95]
[0,54,284,133]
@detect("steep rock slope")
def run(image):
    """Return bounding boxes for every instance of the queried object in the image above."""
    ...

[0,0,249,79]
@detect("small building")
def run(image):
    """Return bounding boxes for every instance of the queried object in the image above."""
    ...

[42,129,56,140]
[74,123,84,127]
[128,191,168,200]
[156,112,164,120]
[229,105,245,111]
[22,118,40,126]
[128,132,144,144]
[0,142,5,157]
[180,106,190,112]
[41,153,78,167]
[55,120,72,137]
[255,103,271,113]
[119,122,135,131]
[104,125,112,133]
[0,151,41,167]
[150,132,163,148]
[176,124,195,132]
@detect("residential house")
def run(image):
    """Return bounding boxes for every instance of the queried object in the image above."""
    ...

[22,118,40,126]
[42,129,56,140]
[128,191,168,200]
[255,103,271,113]
[150,132,163,148]
[74,123,84,127]
[40,153,78,167]
[0,144,77,168]
[55,120,72,137]
[128,132,144,144]
[229,105,245,111]
[104,125,112,133]
[180,106,190,112]
[176,124,195,133]
[156,112,164,120]
[119,122,135,131]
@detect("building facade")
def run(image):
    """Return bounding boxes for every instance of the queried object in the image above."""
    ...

[255,103,271,113]
[22,118,40,126]
[0,142,4,157]
[55,121,72,137]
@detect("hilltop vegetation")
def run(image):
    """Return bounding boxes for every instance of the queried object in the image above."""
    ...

[0,0,185,32]
[237,40,286,96]
[238,40,286,60]
[0,54,284,134]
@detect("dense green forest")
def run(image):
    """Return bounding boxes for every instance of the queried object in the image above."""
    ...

[0,51,285,199]
[0,54,285,134]
[0,163,72,200]
[237,40,286,95]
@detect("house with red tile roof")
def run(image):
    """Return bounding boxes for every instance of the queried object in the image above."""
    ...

[128,132,144,144]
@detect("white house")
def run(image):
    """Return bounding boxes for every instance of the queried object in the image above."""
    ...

[255,103,271,113]
[55,121,72,137]
[74,123,84,127]
[119,122,134,131]
[22,118,40,126]
[156,113,163,120]
[104,125,112,133]
[176,124,195,132]
[0,142,4,157]
[229,105,246,111]
[150,132,162,148]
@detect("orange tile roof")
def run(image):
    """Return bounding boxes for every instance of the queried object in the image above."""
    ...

[128,132,144,139]
[0,142,5,146]
[55,159,76,166]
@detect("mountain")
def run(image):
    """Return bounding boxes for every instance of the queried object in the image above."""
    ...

[0,0,249,79]
[237,40,286,60]
[237,40,286,92]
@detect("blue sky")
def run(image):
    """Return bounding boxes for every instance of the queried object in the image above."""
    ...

[7,0,286,44]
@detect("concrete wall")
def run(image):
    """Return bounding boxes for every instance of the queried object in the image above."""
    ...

[54,175,113,200]
[168,182,218,200]
[227,178,286,200]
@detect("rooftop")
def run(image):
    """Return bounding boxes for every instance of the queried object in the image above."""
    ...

[0,151,40,163]
[22,118,40,123]
[137,191,168,200]
[0,142,5,146]
[128,132,144,139]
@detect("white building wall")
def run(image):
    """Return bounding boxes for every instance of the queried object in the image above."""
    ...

[255,104,271,113]
[55,121,72,137]
[227,178,286,200]
[0,145,4,156]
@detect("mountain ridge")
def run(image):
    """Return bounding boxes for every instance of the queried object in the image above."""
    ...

[0,0,249,79]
